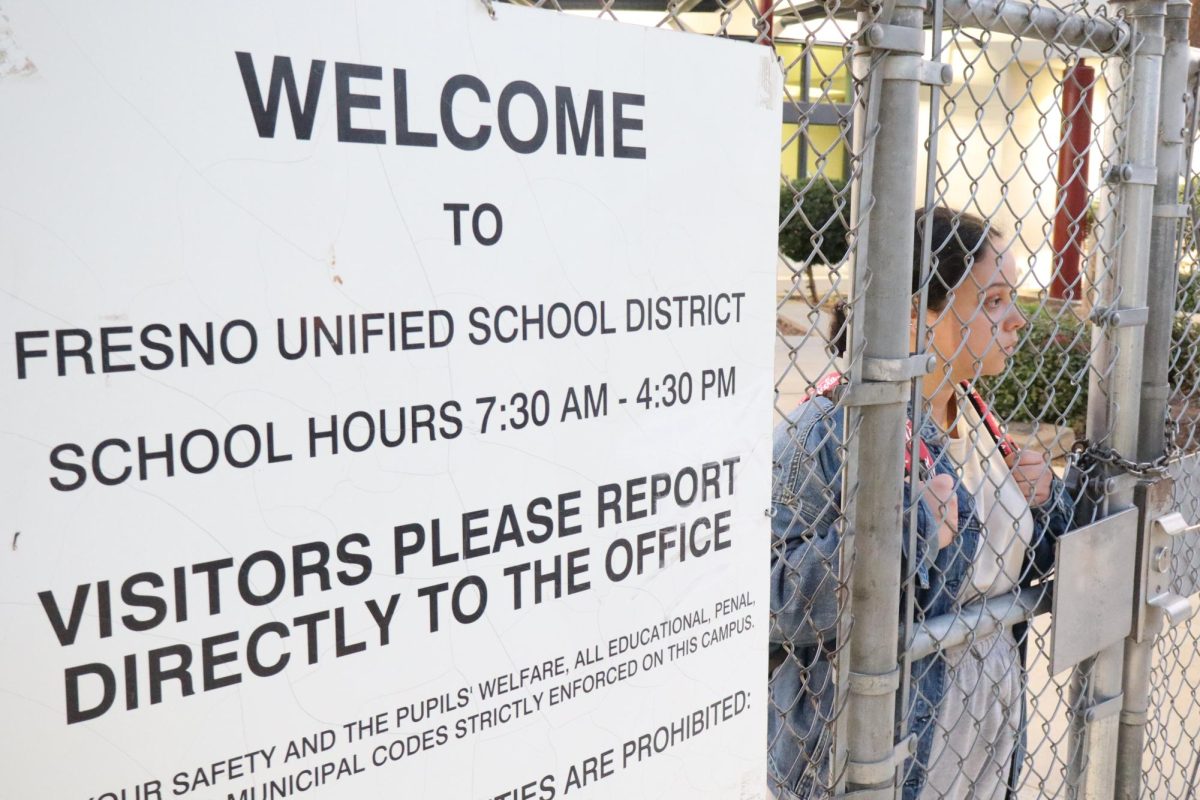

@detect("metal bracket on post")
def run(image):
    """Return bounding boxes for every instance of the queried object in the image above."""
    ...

[849,666,902,695]
[836,382,911,407]
[834,788,895,800]
[860,23,926,53]
[1120,707,1150,726]
[1084,693,1125,723]
[837,354,935,406]
[882,56,953,85]
[1089,304,1150,327]
[1070,688,1125,794]
[1136,31,1167,55]
[1160,128,1187,145]
[860,354,937,382]
[844,734,916,788]
[1152,202,1189,217]
[844,667,909,790]
[1104,163,1158,184]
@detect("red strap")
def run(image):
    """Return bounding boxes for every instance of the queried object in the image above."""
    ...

[905,419,935,478]
[809,371,843,397]
[959,380,1017,458]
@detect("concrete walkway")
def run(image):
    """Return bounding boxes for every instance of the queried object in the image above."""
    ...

[774,297,840,416]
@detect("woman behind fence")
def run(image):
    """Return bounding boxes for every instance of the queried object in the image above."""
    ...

[768,206,1075,799]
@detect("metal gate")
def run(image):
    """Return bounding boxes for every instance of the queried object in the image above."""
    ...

[513,1,1200,797]
[758,0,1200,793]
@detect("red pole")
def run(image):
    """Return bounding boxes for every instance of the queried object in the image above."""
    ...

[1051,62,1095,301]
[758,0,774,46]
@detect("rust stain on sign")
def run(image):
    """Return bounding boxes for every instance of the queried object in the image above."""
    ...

[0,10,37,77]
[329,246,343,285]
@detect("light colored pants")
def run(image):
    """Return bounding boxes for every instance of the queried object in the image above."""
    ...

[919,628,1022,800]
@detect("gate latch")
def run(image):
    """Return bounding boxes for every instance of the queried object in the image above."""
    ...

[1148,513,1200,628]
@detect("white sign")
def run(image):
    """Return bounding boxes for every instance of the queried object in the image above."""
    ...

[0,2,781,798]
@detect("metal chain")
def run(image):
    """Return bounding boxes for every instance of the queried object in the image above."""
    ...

[1072,418,1184,478]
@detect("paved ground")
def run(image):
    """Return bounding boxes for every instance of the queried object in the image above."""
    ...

[774,297,838,416]
[1019,613,1200,798]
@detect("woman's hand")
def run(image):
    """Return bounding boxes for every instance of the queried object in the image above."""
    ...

[1006,449,1053,506]
[920,473,959,550]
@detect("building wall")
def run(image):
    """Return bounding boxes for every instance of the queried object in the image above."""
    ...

[561,8,1110,294]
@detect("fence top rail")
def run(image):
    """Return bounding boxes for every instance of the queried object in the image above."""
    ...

[795,0,1130,54]
[940,0,1128,54]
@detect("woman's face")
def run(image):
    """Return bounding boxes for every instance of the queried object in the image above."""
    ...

[925,242,1025,382]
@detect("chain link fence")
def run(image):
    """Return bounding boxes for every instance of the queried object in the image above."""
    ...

[512,1,1199,797]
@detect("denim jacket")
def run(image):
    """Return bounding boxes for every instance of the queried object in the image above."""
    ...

[768,395,1074,799]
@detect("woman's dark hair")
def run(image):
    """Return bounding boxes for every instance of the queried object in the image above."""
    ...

[827,206,998,357]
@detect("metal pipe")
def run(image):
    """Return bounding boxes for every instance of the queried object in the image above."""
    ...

[813,0,1130,52]
[831,26,885,795]
[1137,0,1190,464]
[1114,636,1156,799]
[908,586,1052,660]
[940,0,1128,53]
[1114,2,1192,796]
[1069,1,1167,796]
[900,0,948,747]
[841,0,925,793]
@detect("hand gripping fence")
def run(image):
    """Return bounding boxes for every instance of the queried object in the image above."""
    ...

[513,1,1200,798]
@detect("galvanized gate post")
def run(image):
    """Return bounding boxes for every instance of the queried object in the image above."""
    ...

[839,1,927,796]
[1115,1,1192,797]
[1071,0,1166,796]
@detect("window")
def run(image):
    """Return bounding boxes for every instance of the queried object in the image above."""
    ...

[777,41,853,182]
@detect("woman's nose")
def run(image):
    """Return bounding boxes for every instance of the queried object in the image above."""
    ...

[1006,304,1026,331]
